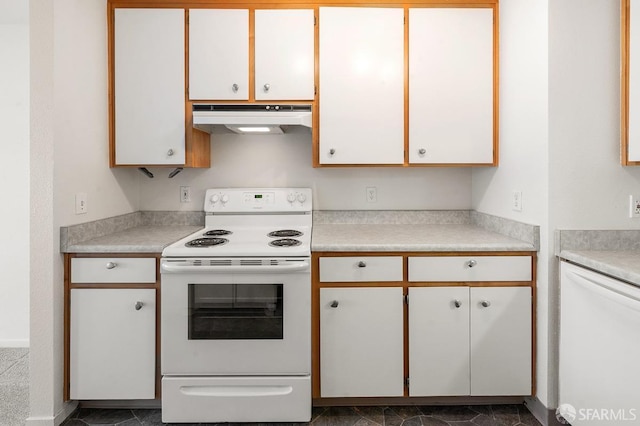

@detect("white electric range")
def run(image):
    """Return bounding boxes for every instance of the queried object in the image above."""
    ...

[160,188,312,423]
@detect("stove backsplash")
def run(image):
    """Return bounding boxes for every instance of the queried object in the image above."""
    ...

[136,133,473,211]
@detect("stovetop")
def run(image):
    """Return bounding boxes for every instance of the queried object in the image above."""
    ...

[162,225,312,257]
[162,188,312,258]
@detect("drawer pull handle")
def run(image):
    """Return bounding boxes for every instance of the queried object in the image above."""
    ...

[481,300,491,308]
[106,262,117,270]
[135,302,144,311]
[467,259,477,268]
[330,300,339,308]
[454,299,462,308]
[357,261,367,268]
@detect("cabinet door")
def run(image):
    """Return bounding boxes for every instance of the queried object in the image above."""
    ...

[189,9,249,100]
[70,288,156,399]
[255,10,315,100]
[320,287,404,397]
[114,8,185,165]
[408,287,470,396]
[319,7,404,165]
[408,8,494,164]
[470,287,531,395]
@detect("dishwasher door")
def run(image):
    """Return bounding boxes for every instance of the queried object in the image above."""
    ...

[559,261,640,425]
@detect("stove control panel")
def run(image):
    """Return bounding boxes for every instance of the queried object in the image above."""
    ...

[204,188,312,213]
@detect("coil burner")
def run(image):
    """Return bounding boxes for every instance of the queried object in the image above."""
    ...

[268,229,303,238]
[269,238,302,248]
[185,237,229,248]
[204,229,233,236]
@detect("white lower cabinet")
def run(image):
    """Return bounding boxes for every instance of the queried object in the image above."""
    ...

[70,288,156,400]
[408,286,470,396]
[320,287,404,397]
[408,286,532,396]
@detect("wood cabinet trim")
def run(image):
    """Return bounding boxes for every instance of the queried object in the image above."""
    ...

[312,250,536,399]
[108,1,497,169]
[64,253,162,401]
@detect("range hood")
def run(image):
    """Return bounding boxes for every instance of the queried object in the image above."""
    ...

[192,104,312,134]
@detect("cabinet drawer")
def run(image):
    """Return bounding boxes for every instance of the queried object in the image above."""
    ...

[71,257,156,283]
[408,256,531,282]
[319,256,403,282]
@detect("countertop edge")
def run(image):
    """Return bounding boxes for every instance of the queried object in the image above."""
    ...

[559,250,640,288]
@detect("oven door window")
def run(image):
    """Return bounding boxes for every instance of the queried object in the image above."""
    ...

[188,283,283,340]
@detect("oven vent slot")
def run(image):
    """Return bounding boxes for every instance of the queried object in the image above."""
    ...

[204,259,233,266]
[167,258,302,268]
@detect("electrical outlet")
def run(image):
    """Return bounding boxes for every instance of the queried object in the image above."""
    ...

[180,186,191,203]
[366,187,377,203]
[629,195,640,218]
[512,191,523,212]
[75,193,87,214]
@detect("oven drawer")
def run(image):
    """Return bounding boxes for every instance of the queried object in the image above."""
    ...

[319,256,403,282]
[408,255,532,282]
[162,375,311,423]
[71,257,156,284]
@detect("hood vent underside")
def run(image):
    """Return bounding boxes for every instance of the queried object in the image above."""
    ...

[193,104,313,134]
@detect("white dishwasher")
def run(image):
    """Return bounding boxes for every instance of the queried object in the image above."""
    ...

[559,261,640,425]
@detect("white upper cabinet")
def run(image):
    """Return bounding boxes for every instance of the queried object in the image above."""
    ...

[114,8,185,165]
[409,8,495,165]
[189,9,249,100]
[319,7,405,165]
[189,9,314,101]
[255,9,315,100]
[625,0,640,163]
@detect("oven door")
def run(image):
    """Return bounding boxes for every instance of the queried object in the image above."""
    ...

[161,258,310,376]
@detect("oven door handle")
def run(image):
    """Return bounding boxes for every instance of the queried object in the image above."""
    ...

[161,260,310,273]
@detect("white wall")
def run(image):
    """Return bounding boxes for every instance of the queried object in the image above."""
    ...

[474,0,640,416]
[30,0,139,424]
[139,130,473,211]
[0,4,30,347]
[472,0,550,407]
[549,0,640,229]
[547,0,640,411]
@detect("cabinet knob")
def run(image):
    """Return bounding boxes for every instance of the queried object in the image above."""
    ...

[167,149,174,156]
[418,148,426,155]
[454,299,462,308]
[330,300,339,308]
[481,300,491,308]
[329,148,336,156]
[232,83,239,93]
[357,261,367,268]
[135,301,143,311]
[467,259,477,268]
[263,83,270,92]
[105,262,117,270]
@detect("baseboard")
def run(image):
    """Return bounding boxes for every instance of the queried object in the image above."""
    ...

[525,396,564,426]
[25,401,78,426]
[0,339,29,348]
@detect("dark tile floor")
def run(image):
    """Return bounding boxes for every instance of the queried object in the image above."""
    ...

[61,404,541,426]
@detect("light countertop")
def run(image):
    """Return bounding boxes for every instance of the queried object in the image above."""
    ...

[64,225,202,253]
[559,250,640,287]
[312,224,536,252]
